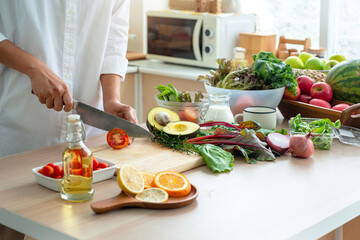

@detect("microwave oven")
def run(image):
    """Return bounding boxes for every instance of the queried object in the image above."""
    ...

[146,10,256,69]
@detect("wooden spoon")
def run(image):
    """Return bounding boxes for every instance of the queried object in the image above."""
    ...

[91,184,198,214]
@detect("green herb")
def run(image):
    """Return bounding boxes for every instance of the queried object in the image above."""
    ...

[194,144,234,173]
[289,114,341,150]
[151,129,197,154]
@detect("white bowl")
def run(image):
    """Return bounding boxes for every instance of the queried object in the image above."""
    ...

[204,82,285,115]
[32,158,116,192]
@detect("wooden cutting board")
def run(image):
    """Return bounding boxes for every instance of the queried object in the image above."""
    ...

[93,138,205,174]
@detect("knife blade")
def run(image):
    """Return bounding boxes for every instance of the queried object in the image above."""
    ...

[73,100,154,138]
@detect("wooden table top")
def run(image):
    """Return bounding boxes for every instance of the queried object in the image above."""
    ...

[1,116,360,240]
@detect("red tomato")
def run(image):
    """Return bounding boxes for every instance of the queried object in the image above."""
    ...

[47,163,55,168]
[53,165,63,178]
[97,162,109,169]
[106,128,130,149]
[92,156,98,169]
[70,168,83,176]
[94,168,103,171]
[69,159,82,169]
[42,165,54,177]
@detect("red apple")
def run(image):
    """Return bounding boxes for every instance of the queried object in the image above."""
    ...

[310,82,333,102]
[296,76,314,95]
[283,86,301,101]
[332,103,350,111]
[297,94,312,103]
[309,98,331,109]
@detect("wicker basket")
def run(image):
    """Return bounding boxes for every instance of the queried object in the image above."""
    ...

[278,99,360,129]
[169,0,196,11]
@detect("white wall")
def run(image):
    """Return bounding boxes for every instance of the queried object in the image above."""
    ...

[128,0,169,53]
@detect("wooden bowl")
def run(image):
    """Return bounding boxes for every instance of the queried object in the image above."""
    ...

[278,99,360,128]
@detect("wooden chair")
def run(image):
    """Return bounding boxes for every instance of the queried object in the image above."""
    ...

[276,36,311,61]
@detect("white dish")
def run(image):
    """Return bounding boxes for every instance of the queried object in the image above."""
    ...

[32,158,116,192]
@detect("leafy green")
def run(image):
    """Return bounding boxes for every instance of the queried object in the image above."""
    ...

[197,53,297,92]
[252,51,298,93]
[257,128,288,136]
[155,84,204,103]
[195,144,234,173]
[151,129,235,173]
[289,114,341,150]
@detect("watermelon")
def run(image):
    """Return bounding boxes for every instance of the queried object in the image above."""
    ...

[325,59,360,103]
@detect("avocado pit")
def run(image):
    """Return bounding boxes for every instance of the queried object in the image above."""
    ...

[154,112,171,126]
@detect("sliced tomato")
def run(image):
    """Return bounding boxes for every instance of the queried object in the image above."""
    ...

[106,128,130,149]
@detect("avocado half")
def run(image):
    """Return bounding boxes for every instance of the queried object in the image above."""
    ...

[146,107,180,132]
[163,121,200,139]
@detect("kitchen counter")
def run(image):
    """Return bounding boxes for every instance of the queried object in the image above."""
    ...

[128,59,212,80]
[1,116,360,240]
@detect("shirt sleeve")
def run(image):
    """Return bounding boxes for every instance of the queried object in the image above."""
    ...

[0,32,8,42]
[100,0,129,79]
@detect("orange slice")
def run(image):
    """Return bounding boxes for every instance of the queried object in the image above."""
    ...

[152,171,191,197]
[141,171,156,189]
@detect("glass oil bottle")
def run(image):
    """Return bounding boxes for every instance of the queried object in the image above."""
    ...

[60,114,94,202]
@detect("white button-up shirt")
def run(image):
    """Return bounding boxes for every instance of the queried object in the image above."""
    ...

[0,0,129,157]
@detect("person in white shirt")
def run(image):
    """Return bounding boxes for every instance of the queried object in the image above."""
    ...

[0,0,137,160]
[0,1,135,238]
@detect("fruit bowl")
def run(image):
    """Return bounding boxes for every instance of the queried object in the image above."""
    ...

[204,82,285,115]
[154,92,208,123]
[32,158,116,192]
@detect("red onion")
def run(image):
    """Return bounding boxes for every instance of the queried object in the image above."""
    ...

[289,133,314,158]
[266,133,290,154]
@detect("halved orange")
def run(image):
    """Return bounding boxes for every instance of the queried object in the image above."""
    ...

[152,171,191,197]
[141,171,156,189]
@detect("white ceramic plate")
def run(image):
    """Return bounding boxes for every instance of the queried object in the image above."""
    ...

[32,158,116,192]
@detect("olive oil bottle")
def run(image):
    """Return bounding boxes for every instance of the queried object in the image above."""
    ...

[60,114,94,202]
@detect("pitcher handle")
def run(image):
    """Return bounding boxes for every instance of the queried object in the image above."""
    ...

[198,102,209,123]
[234,113,244,124]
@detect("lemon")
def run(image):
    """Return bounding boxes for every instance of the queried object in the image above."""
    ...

[135,188,168,203]
[117,164,144,194]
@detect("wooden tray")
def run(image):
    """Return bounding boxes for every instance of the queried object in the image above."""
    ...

[278,99,360,128]
[91,185,198,214]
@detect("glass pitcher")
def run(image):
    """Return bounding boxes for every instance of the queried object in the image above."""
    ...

[198,93,234,123]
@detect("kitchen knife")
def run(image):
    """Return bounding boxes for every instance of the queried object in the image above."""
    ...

[73,100,154,138]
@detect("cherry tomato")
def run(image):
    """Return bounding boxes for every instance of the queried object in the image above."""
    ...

[70,168,83,176]
[106,128,130,149]
[92,156,98,170]
[47,163,55,168]
[69,159,82,169]
[94,168,103,171]
[53,165,63,178]
[42,165,54,177]
[97,162,109,169]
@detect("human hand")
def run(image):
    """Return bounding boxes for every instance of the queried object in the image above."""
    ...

[28,61,73,112]
[104,101,138,144]
[104,100,138,125]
